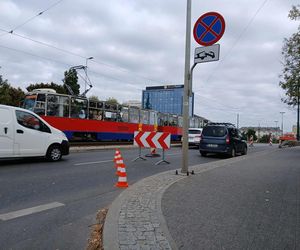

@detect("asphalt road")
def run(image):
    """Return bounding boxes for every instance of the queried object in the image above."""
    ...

[162,146,300,249]
[0,144,271,249]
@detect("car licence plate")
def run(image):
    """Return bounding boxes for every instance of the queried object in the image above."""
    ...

[207,144,218,148]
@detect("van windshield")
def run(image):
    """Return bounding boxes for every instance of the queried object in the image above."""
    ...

[202,126,227,137]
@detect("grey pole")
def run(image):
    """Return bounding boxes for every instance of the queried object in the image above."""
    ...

[274,120,278,138]
[181,0,192,174]
[297,83,300,141]
[280,111,285,136]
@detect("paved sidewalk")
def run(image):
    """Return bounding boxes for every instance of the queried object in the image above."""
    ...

[103,147,299,249]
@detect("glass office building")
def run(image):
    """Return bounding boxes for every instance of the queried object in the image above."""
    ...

[142,85,194,116]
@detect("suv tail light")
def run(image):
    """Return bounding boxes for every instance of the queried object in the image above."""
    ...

[199,134,203,141]
[226,135,230,144]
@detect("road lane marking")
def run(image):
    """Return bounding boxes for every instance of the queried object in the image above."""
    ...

[74,160,113,166]
[0,202,65,221]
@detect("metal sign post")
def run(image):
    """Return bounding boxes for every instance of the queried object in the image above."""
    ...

[181,0,192,174]
[182,10,225,175]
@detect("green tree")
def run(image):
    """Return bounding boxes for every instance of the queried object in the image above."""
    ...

[280,5,300,140]
[0,76,25,106]
[63,69,80,95]
[105,97,119,105]
[246,128,257,141]
[89,95,100,102]
[279,5,300,105]
[26,82,66,94]
[258,134,269,143]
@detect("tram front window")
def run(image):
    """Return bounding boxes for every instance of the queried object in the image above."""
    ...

[23,95,37,111]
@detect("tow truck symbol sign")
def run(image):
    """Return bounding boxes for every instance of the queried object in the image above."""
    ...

[194,44,220,64]
[196,51,215,60]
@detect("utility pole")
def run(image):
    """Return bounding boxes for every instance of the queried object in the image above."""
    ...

[237,113,239,129]
[181,0,192,174]
[274,120,278,139]
[280,111,285,136]
[297,83,299,141]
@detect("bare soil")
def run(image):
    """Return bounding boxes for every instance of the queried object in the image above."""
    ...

[86,208,108,250]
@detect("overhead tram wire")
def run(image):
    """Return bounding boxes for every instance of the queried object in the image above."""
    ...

[2,0,64,36]
[0,43,144,90]
[193,0,269,93]
[0,28,168,86]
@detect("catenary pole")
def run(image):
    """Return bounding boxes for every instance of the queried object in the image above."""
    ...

[181,0,192,174]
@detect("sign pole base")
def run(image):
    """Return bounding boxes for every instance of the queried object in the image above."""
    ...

[132,147,146,162]
[155,149,170,165]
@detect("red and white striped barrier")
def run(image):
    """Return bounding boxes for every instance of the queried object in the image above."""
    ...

[134,131,171,149]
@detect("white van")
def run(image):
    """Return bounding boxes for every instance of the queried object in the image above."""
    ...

[0,104,69,161]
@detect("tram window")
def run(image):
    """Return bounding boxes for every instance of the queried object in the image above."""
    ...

[129,108,139,123]
[71,98,88,119]
[169,115,178,126]
[120,107,129,122]
[149,111,157,125]
[34,94,46,116]
[37,94,46,102]
[140,110,149,124]
[47,95,59,116]
[178,116,183,127]
[89,101,97,108]
[47,95,70,117]
[23,95,37,111]
[157,113,164,126]
[97,102,104,109]
[89,109,103,120]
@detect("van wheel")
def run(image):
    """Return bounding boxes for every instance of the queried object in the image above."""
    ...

[242,146,247,155]
[200,151,207,157]
[46,145,62,162]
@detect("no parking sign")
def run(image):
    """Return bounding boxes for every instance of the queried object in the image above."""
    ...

[193,12,225,46]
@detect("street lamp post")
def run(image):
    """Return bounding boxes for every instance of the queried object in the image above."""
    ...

[274,120,278,138]
[85,57,93,93]
[280,112,285,136]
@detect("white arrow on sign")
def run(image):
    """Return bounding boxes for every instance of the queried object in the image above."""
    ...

[194,44,220,64]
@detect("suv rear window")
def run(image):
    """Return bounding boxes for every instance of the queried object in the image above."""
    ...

[202,126,227,137]
[189,129,201,134]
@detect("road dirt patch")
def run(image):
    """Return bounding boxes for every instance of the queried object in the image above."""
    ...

[86,208,108,250]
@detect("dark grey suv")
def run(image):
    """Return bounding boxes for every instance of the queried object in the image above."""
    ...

[199,123,247,157]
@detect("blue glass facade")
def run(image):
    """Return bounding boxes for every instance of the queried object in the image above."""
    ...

[142,85,194,116]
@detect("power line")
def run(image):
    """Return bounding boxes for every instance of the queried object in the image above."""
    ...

[5,0,65,35]
[0,27,168,85]
[0,43,144,90]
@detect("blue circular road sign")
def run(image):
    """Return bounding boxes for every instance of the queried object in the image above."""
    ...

[193,12,225,46]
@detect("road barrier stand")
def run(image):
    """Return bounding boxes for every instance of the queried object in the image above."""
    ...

[133,131,171,165]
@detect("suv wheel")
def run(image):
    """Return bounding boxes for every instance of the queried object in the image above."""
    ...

[200,151,207,157]
[46,145,62,162]
[241,146,247,155]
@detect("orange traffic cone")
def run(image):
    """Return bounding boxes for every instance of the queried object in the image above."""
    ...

[115,162,128,188]
[114,149,121,168]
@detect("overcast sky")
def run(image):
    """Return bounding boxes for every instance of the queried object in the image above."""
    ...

[0,0,299,132]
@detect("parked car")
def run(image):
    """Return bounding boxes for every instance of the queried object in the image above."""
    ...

[188,128,202,147]
[199,123,247,157]
[0,104,69,161]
